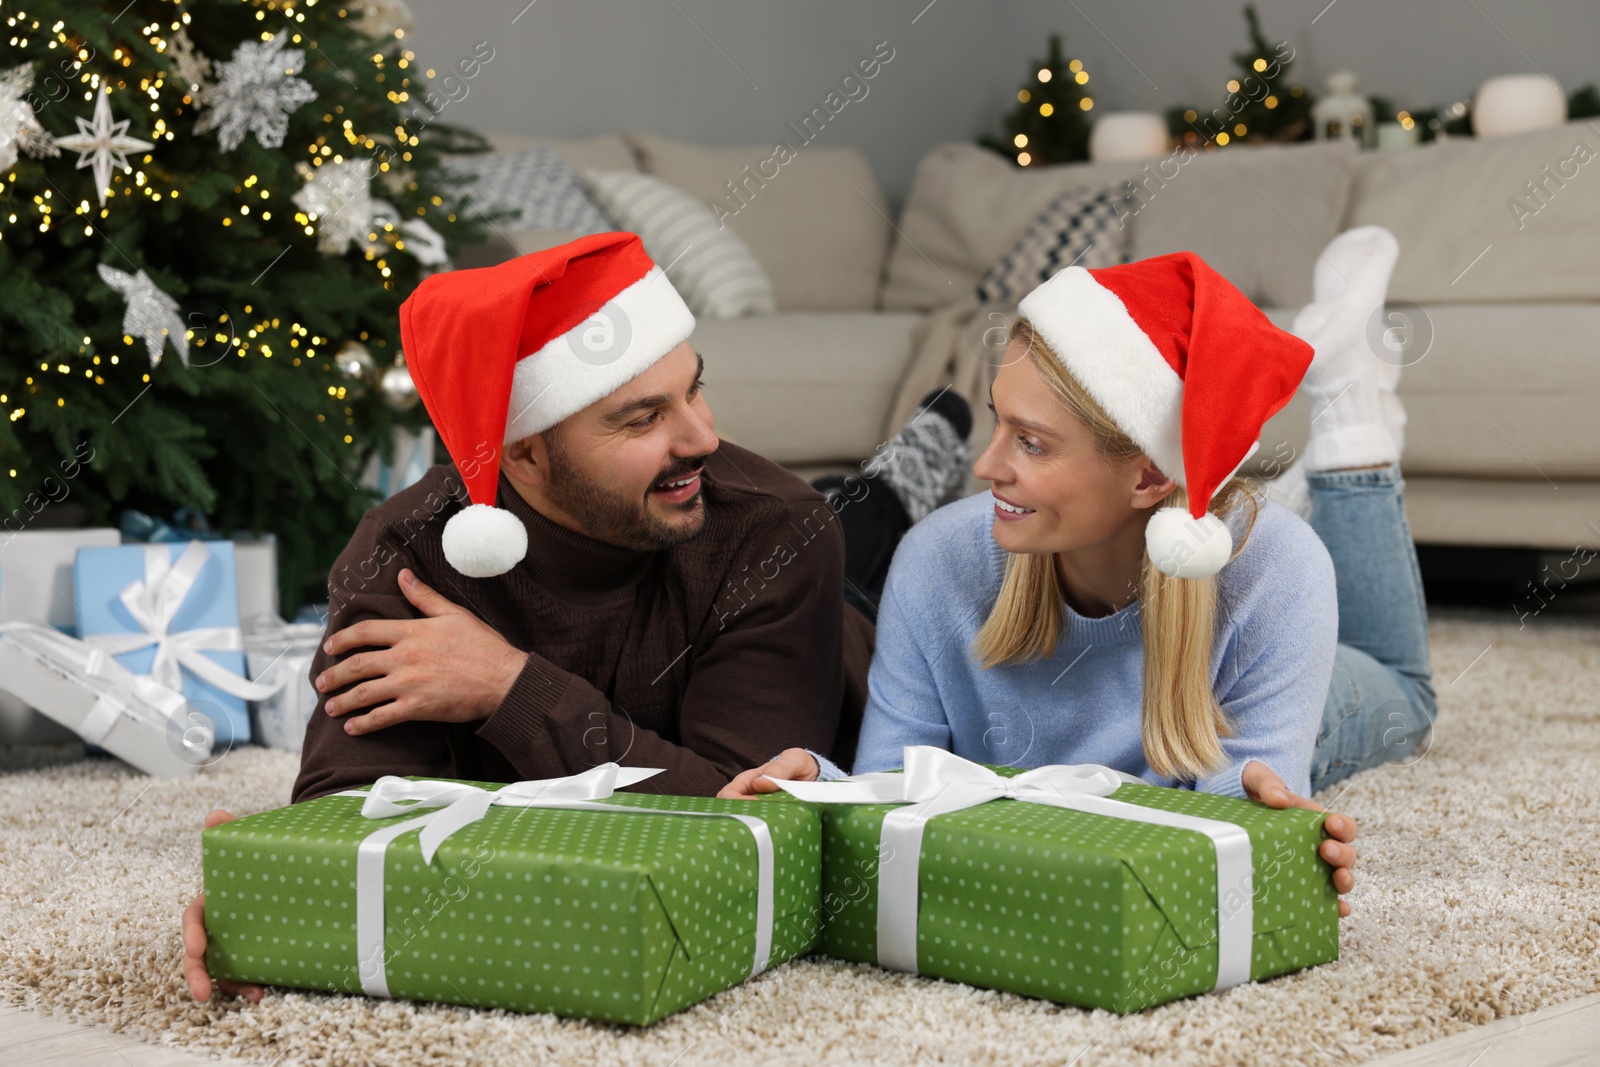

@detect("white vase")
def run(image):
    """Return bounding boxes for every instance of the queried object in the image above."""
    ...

[1089,112,1169,161]
[1473,74,1566,138]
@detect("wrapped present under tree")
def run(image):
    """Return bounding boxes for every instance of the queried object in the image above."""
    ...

[74,539,283,745]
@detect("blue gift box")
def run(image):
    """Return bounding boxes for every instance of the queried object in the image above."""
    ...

[73,540,253,746]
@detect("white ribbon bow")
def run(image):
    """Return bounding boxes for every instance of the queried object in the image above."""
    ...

[333,765,777,998]
[0,622,208,755]
[83,542,284,701]
[777,746,1255,990]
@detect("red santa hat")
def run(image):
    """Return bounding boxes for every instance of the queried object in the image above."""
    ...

[398,232,696,578]
[1016,251,1311,579]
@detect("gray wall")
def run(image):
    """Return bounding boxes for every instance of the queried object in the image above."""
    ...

[407,0,1600,208]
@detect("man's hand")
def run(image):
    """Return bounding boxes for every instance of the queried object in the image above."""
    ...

[316,568,528,735]
[718,748,820,800]
[183,809,264,1003]
[1242,760,1358,918]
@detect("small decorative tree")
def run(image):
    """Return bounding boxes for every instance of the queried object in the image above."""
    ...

[1166,4,1314,148]
[979,33,1095,167]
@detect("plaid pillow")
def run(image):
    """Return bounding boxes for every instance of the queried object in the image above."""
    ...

[976,185,1131,305]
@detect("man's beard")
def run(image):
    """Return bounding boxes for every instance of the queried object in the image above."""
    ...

[543,433,711,551]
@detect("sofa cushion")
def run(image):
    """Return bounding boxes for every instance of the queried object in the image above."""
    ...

[583,169,777,320]
[1252,303,1600,481]
[1126,140,1359,308]
[444,147,615,234]
[882,143,1144,311]
[692,312,923,464]
[1346,121,1600,303]
[450,228,582,271]
[480,132,639,171]
[976,185,1131,304]
[628,131,892,312]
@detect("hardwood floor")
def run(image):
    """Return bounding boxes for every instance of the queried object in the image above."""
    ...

[0,1003,247,1066]
[1362,991,1600,1067]
[2,992,1596,1065]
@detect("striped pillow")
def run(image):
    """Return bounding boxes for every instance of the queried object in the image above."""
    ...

[976,185,1131,305]
[583,169,777,320]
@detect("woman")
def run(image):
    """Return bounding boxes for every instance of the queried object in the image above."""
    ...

[724,228,1439,917]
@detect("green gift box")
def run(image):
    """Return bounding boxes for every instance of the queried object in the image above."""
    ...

[203,767,822,1024]
[778,748,1340,1013]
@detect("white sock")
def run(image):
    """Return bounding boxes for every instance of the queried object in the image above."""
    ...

[1263,457,1311,520]
[1304,381,1397,472]
[1291,226,1403,472]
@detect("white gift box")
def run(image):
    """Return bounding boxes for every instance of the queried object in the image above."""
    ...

[0,528,121,744]
[233,535,280,626]
[0,624,211,777]
[244,621,325,752]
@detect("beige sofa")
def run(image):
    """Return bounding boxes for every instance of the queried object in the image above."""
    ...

[464,125,1600,551]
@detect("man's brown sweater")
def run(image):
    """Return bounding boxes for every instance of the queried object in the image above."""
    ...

[291,441,873,803]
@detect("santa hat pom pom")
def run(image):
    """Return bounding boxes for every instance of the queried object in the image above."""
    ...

[441,504,528,578]
[1145,509,1233,579]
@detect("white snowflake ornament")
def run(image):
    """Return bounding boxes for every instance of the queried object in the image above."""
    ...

[163,28,212,107]
[0,64,60,173]
[351,0,416,39]
[53,88,152,207]
[293,160,375,255]
[400,217,448,267]
[371,199,448,267]
[194,34,317,151]
[97,264,189,368]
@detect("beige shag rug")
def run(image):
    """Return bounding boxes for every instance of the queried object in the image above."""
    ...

[2,611,1598,1067]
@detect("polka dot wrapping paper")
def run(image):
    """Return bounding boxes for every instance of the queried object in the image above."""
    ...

[808,771,1341,1013]
[201,778,823,1024]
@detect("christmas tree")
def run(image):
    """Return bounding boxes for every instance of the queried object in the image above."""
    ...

[1167,4,1313,147]
[979,33,1095,167]
[0,0,493,612]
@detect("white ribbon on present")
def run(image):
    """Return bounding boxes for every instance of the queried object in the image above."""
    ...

[82,541,284,701]
[775,746,1255,991]
[0,621,205,752]
[332,765,777,998]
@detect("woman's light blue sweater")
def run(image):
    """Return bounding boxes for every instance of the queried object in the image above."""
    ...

[845,490,1339,798]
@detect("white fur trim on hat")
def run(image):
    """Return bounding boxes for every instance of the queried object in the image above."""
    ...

[441,503,528,578]
[504,266,696,443]
[1018,266,1186,486]
[1146,509,1232,579]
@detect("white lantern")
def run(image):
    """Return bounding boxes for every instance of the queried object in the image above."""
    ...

[1089,112,1169,161]
[1313,71,1374,147]
[1473,74,1566,138]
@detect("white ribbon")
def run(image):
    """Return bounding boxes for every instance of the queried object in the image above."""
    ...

[0,622,206,753]
[82,541,284,701]
[776,746,1255,991]
[332,764,776,998]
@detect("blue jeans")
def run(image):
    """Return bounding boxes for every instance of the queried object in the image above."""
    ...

[1306,463,1438,795]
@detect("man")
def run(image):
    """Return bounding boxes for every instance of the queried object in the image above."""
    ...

[184,231,972,1001]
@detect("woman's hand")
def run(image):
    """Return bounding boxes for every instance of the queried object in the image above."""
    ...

[1242,760,1358,919]
[183,809,265,1002]
[717,748,820,799]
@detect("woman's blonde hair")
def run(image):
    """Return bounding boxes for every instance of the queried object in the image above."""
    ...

[973,318,1262,781]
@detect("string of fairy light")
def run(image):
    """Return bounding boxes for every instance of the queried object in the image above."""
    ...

[3,0,451,458]
[1003,51,1419,156]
